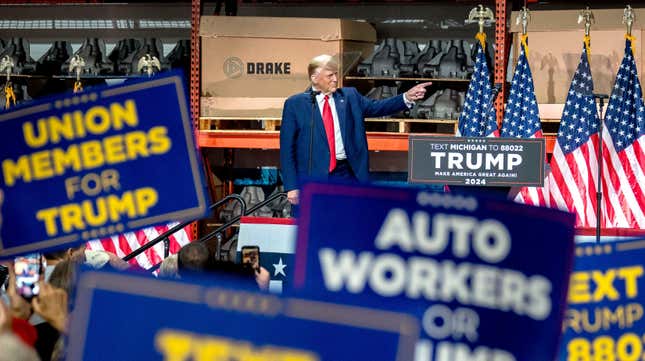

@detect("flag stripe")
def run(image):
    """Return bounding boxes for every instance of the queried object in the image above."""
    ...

[602,130,637,226]
[142,227,164,267]
[548,43,599,227]
[500,38,547,207]
[563,150,591,223]
[602,129,645,227]
[622,142,645,208]
[549,146,576,211]
[600,39,645,229]
[600,150,629,227]
[86,223,194,270]
[550,142,598,226]
[457,42,498,138]
[584,135,600,215]
[572,144,598,225]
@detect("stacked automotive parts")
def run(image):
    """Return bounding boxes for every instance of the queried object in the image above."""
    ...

[354,37,495,121]
[0,38,190,109]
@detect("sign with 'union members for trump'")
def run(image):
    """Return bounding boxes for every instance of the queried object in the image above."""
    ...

[0,72,208,258]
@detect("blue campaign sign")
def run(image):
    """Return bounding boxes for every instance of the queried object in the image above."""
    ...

[0,73,207,257]
[559,239,645,361]
[292,181,577,361]
[67,270,418,361]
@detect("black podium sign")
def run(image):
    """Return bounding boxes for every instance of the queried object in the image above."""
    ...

[408,136,546,187]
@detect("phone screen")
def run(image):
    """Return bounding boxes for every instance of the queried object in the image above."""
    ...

[14,253,42,299]
[0,265,8,288]
[241,246,260,270]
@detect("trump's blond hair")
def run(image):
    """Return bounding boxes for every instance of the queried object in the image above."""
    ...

[308,54,339,78]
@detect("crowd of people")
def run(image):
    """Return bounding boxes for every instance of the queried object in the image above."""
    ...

[0,242,270,361]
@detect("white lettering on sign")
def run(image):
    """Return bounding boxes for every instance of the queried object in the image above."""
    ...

[318,250,552,321]
[317,208,555,322]
[374,209,511,263]
[429,152,523,171]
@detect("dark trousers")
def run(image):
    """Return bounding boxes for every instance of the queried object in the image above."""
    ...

[328,159,357,182]
[291,159,356,218]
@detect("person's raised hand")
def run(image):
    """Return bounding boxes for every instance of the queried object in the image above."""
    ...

[31,282,68,334]
[405,81,433,101]
[287,189,299,205]
[0,296,12,332]
[4,261,31,320]
[107,252,130,270]
[255,266,270,291]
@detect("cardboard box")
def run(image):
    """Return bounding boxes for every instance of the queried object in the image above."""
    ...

[200,16,376,119]
[509,9,643,118]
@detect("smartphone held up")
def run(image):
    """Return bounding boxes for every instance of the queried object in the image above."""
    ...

[241,246,260,271]
[14,253,42,300]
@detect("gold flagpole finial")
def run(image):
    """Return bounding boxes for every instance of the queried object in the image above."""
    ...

[69,55,86,94]
[578,7,595,37]
[623,5,635,36]
[516,7,531,36]
[0,56,15,109]
[466,4,495,47]
[0,55,13,83]
[137,54,162,77]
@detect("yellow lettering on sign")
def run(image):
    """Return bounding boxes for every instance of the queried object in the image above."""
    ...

[2,156,31,186]
[192,338,231,361]
[566,333,645,361]
[103,134,127,163]
[148,126,172,154]
[155,330,192,361]
[2,127,171,186]
[80,141,105,169]
[52,146,82,174]
[124,131,149,158]
[22,100,139,148]
[568,266,644,304]
[618,266,643,298]
[31,150,54,180]
[564,304,644,333]
[591,270,619,302]
[155,330,319,361]
[569,272,592,304]
[64,169,121,200]
[35,187,158,237]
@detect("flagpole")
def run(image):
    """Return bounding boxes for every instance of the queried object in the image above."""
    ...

[593,93,608,243]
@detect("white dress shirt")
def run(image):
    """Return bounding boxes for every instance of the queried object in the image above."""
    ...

[312,89,414,161]
[315,92,347,160]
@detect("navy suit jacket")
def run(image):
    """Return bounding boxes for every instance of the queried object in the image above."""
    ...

[279,87,408,191]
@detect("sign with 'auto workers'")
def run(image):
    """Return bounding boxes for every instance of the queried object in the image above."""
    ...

[293,181,576,361]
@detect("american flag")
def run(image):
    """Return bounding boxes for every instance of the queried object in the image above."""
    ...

[601,38,645,228]
[457,42,498,137]
[548,44,600,227]
[86,222,193,270]
[501,40,548,206]
[236,217,296,293]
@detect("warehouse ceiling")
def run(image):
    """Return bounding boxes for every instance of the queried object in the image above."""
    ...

[1,1,645,40]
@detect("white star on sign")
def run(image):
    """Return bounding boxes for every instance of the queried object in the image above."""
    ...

[273,258,287,277]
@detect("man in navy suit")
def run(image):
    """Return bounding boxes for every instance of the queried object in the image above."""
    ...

[280,54,431,204]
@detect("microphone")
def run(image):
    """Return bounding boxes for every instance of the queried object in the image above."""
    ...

[308,88,320,175]
[310,89,321,104]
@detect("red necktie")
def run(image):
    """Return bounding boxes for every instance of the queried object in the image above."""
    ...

[322,95,336,172]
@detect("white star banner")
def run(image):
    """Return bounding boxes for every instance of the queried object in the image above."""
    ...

[236,216,297,293]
